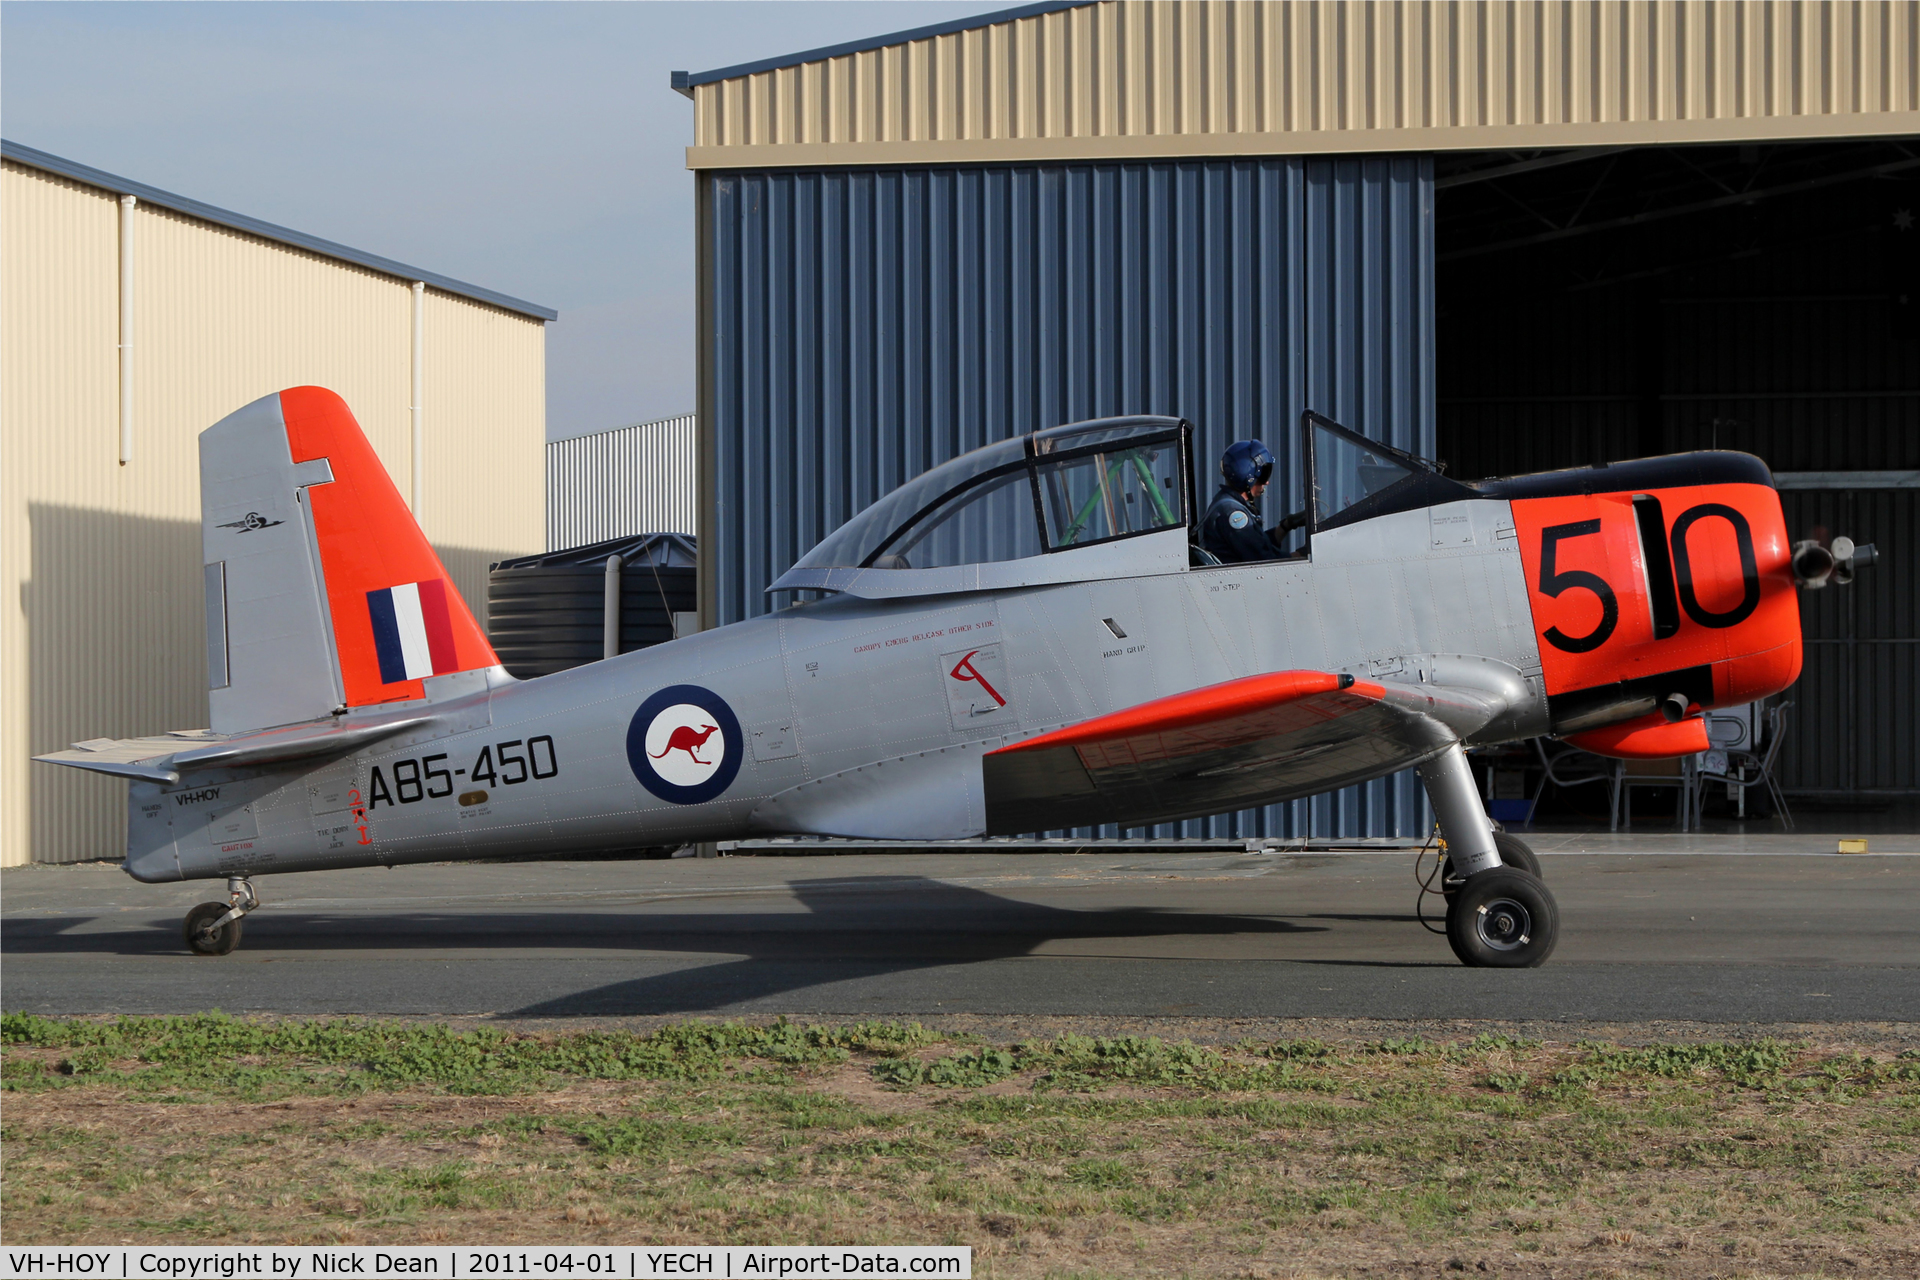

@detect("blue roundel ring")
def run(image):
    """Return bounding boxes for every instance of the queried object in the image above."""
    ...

[1228,509,1250,529]
[626,684,744,805]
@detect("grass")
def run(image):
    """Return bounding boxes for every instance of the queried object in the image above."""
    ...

[5,1013,1920,1276]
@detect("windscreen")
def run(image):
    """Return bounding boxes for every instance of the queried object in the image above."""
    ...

[1311,418,1423,527]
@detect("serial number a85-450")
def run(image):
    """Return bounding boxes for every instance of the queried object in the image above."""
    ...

[368,736,558,809]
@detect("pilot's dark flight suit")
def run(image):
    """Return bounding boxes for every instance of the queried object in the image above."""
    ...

[1199,486,1284,563]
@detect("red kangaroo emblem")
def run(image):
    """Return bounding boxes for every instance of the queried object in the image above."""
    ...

[652,723,721,765]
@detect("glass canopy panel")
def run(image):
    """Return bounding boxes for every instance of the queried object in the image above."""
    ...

[879,468,1045,569]
[785,437,1030,571]
[1036,440,1185,549]
[1311,420,1423,527]
[784,417,1191,579]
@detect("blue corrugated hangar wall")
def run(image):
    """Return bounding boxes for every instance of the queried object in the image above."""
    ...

[703,155,1435,839]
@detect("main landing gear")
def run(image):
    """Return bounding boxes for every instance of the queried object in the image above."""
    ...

[1417,743,1559,968]
[184,876,259,956]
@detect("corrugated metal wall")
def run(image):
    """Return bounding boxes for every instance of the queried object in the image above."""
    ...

[3,160,547,865]
[704,154,1434,838]
[690,0,1920,165]
[546,414,698,550]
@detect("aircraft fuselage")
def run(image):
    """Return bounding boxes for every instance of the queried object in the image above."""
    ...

[128,462,1795,881]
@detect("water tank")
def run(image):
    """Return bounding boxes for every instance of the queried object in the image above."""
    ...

[488,533,696,679]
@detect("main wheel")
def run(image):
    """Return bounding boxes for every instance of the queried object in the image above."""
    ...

[1492,832,1542,877]
[1445,868,1558,968]
[183,902,242,956]
[1442,832,1543,895]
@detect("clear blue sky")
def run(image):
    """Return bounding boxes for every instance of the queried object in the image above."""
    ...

[2,1,1008,440]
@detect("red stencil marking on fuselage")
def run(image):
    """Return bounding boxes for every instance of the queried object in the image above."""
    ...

[950,650,1006,706]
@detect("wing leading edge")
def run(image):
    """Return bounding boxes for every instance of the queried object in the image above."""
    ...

[983,669,1500,833]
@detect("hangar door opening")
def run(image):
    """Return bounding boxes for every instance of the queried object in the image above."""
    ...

[703,157,1436,840]
[1437,141,1920,810]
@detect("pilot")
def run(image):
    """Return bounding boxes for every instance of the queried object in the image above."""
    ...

[1200,440,1304,563]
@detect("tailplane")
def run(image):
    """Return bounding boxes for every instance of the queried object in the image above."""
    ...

[201,386,498,732]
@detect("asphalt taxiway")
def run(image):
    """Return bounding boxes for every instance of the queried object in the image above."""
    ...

[4,833,1917,1024]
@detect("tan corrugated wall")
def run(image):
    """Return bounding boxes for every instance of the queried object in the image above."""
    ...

[688,0,1920,167]
[2,159,545,866]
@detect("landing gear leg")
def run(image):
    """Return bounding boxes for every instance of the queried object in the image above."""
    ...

[1418,744,1559,968]
[183,876,258,957]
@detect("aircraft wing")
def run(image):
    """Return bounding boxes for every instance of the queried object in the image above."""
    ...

[983,669,1504,833]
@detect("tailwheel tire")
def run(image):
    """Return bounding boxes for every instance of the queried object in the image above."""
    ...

[183,902,242,956]
[1445,868,1559,968]
[1442,832,1543,896]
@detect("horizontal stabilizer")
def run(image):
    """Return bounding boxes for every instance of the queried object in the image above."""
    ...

[33,736,196,786]
[983,669,1497,833]
[34,713,439,787]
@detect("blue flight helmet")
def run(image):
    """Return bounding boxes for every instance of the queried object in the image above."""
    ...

[1221,439,1276,494]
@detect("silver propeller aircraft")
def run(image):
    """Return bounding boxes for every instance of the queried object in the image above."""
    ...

[40,387,1849,967]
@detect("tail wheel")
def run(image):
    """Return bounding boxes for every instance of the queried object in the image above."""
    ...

[1445,868,1559,968]
[183,902,242,956]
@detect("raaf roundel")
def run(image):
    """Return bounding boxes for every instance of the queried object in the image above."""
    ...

[39,390,1871,967]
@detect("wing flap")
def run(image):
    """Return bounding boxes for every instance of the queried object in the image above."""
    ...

[983,669,1477,833]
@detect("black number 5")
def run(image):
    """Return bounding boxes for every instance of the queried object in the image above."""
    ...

[1538,519,1619,653]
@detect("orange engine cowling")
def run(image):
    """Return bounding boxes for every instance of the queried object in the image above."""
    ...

[1503,455,1800,750]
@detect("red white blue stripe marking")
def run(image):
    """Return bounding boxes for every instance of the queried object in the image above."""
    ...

[366,580,458,684]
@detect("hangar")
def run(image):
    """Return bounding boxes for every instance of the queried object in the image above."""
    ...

[675,0,1918,837]
[2,142,553,866]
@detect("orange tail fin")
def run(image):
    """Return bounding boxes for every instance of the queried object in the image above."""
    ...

[201,387,497,732]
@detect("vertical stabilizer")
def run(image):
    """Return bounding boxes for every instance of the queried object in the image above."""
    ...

[201,388,497,733]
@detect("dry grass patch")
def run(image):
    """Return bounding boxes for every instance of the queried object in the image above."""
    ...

[4,1014,1919,1277]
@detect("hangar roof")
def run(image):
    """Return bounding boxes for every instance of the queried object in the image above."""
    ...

[1,139,558,322]
[675,0,1920,172]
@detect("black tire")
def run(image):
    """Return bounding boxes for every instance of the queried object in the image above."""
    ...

[183,902,242,956]
[1445,868,1559,968]
[1442,832,1543,893]
[1492,832,1542,878]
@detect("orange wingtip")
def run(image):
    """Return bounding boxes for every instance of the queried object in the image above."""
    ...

[990,670,1386,755]
[1564,713,1710,760]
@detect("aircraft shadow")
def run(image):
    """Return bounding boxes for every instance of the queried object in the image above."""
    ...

[2,875,1328,1016]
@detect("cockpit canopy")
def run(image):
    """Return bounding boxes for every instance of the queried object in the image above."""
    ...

[770,417,1193,597]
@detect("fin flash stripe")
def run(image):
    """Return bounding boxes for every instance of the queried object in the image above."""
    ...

[368,580,460,684]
